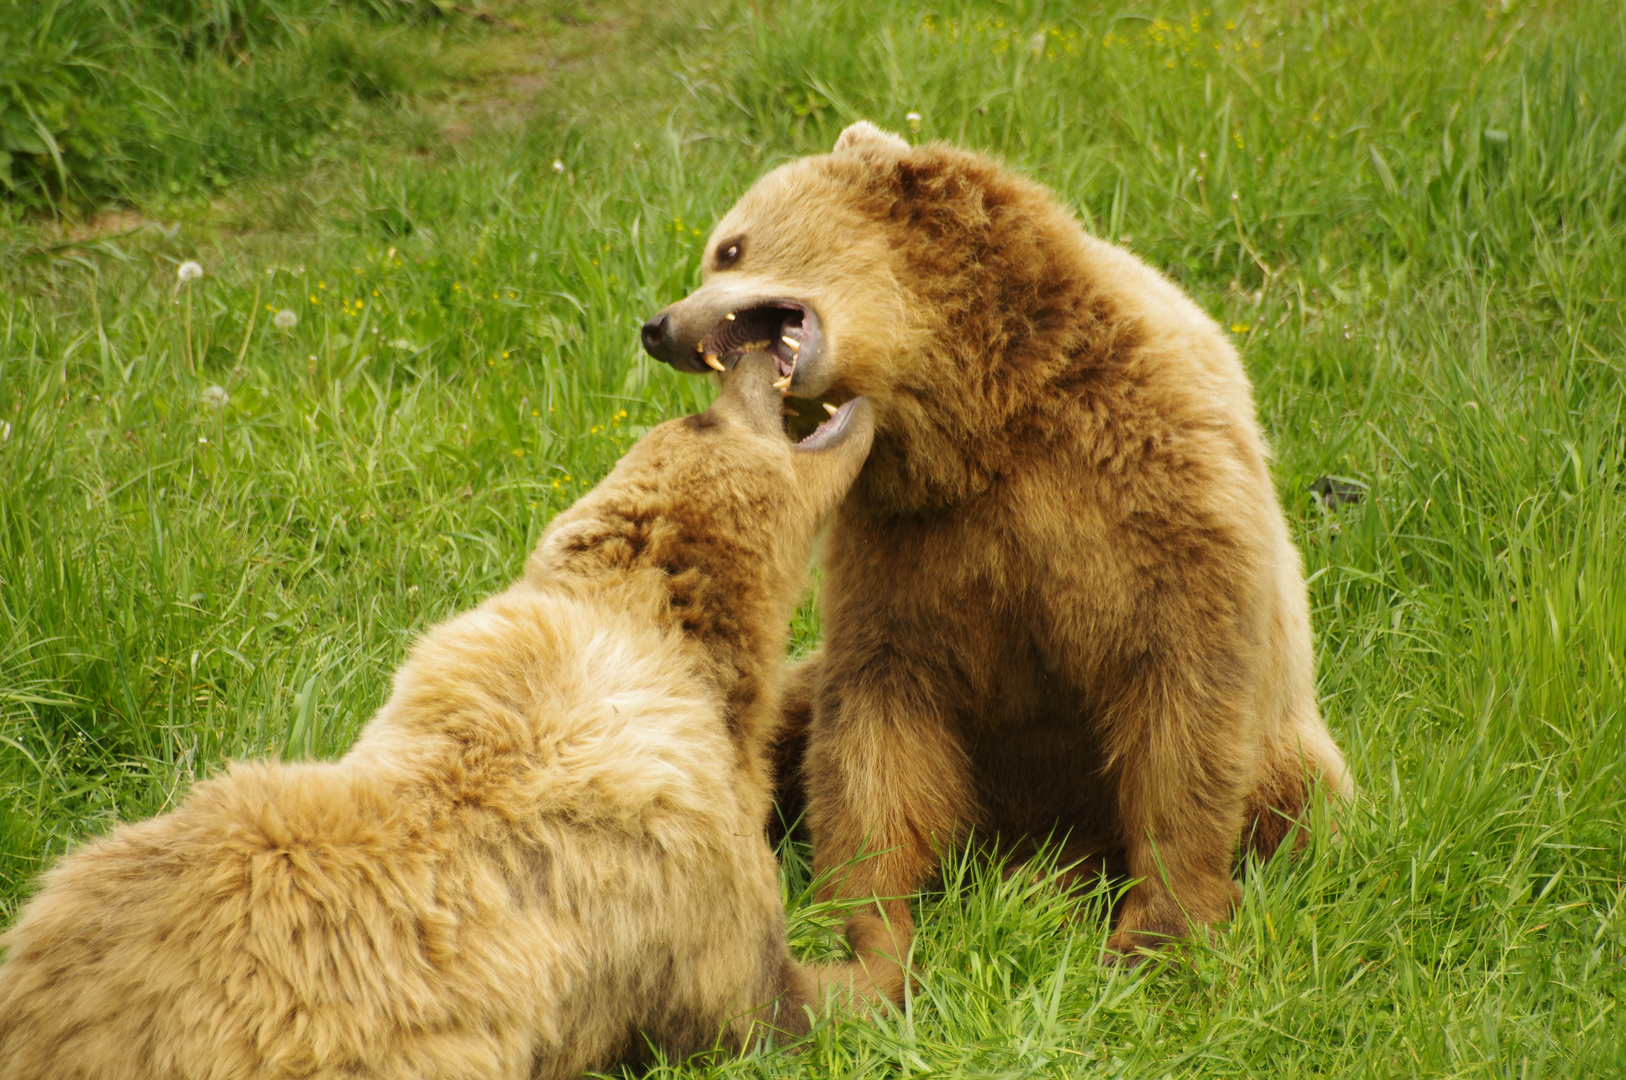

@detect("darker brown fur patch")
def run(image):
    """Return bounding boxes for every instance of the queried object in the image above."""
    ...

[809,146,1148,514]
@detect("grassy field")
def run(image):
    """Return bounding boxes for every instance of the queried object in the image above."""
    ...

[3,0,1624,1075]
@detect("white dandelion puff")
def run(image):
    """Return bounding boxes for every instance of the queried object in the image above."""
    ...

[176,261,204,285]
[273,309,298,330]
[203,385,229,409]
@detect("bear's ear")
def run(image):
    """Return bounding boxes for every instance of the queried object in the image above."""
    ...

[833,121,910,157]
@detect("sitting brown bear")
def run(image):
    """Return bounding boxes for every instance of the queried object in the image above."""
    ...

[641,122,1352,996]
[0,357,877,1079]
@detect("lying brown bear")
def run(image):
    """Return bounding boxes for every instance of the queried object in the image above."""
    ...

[642,122,1352,995]
[0,356,877,1079]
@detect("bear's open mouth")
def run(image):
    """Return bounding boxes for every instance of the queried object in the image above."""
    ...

[790,395,864,450]
[700,302,845,440]
[698,301,821,384]
[780,390,856,443]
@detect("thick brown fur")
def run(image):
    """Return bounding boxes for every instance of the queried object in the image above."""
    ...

[0,358,880,1080]
[644,122,1352,993]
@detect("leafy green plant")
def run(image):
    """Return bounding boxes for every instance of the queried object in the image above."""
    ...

[0,0,440,209]
[0,1,122,203]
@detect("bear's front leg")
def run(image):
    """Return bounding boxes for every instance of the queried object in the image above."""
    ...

[802,655,979,1005]
[1100,659,1253,963]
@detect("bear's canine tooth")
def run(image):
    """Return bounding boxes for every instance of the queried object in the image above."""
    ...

[781,406,799,418]
[724,312,736,320]
[704,353,725,372]
[782,335,801,352]
[772,375,793,392]
[822,402,840,417]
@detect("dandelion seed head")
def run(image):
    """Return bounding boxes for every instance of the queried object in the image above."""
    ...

[273,309,298,330]
[203,385,230,408]
[177,261,204,285]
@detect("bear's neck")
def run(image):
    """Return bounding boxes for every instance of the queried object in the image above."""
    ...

[531,501,794,754]
[853,419,997,513]
[852,282,1141,515]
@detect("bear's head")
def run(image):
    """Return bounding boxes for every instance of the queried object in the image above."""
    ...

[528,352,873,619]
[639,123,922,422]
[640,122,1105,508]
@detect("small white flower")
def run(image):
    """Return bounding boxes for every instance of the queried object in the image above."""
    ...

[273,309,298,330]
[176,261,204,285]
[203,385,229,408]
[905,111,922,130]
[552,159,565,174]
[198,436,209,444]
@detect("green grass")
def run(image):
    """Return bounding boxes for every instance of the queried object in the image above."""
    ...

[3,0,1624,1075]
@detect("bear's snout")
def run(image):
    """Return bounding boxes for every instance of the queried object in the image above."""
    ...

[641,311,682,365]
[642,293,826,395]
[641,304,718,374]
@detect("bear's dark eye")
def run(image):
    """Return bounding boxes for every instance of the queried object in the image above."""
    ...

[713,235,744,268]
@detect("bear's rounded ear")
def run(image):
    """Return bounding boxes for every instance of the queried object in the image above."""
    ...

[833,121,910,157]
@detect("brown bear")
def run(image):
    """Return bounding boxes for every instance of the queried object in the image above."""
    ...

[0,356,879,1079]
[640,122,1352,995]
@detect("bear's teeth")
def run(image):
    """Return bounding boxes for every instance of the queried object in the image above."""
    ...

[781,406,799,417]
[822,402,839,417]
[725,312,736,321]
[772,375,793,392]
[781,335,800,352]
[704,353,725,372]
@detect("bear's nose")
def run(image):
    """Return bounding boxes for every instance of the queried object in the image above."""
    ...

[640,312,676,362]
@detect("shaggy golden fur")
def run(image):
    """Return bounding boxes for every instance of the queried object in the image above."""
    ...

[642,122,1352,993]
[0,357,877,1079]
